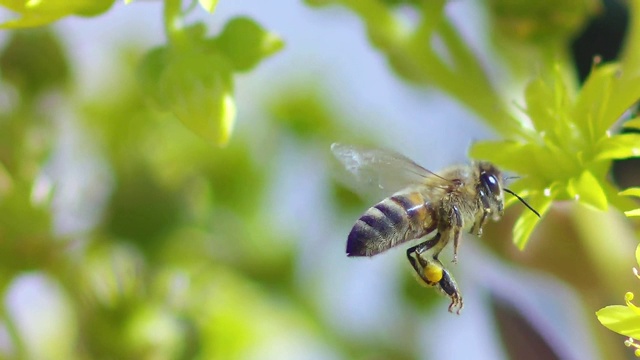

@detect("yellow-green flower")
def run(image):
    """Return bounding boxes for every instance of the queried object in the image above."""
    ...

[597,244,640,357]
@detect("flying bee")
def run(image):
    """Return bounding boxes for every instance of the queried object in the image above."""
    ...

[331,143,539,314]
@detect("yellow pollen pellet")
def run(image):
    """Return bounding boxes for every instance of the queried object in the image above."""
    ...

[423,263,443,283]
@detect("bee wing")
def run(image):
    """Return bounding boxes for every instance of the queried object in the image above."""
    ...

[331,143,451,200]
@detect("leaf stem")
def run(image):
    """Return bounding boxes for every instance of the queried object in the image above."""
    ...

[337,0,535,141]
[164,0,184,44]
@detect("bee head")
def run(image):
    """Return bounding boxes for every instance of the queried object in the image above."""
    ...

[476,162,504,220]
[475,162,541,219]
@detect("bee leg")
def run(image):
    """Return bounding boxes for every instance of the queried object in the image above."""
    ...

[439,266,463,314]
[406,234,442,278]
[406,244,442,286]
[471,197,492,236]
[425,206,463,263]
[422,255,464,314]
[449,206,462,263]
[412,233,442,255]
[407,251,464,314]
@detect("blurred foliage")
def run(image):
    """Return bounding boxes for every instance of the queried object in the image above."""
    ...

[0,0,639,359]
[0,0,115,28]
[620,188,640,217]
[0,28,69,101]
[488,0,599,42]
[137,8,283,146]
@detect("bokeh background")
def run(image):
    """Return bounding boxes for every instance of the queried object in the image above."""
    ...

[0,0,639,359]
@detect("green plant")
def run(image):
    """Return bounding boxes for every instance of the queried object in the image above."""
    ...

[0,0,282,147]
[1,0,640,358]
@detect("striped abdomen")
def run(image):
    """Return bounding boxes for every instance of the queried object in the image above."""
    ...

[346,192,437,257]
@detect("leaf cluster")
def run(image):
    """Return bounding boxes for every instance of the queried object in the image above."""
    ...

[471,61,640,248]
[0,1,283,147]
[0,0,115,28]
[136,3,283,146]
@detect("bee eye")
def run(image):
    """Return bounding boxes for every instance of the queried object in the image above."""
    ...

[480,173,500,195]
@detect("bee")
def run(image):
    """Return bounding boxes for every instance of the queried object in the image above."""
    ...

[331,143,539,314]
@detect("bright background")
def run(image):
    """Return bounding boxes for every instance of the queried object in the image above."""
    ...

[0,1,638,359]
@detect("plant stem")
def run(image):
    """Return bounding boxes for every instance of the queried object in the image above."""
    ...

[338,0,534,141]
[164,0,184,44]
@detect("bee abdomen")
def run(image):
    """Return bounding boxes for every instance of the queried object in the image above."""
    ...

[347,193,436,257]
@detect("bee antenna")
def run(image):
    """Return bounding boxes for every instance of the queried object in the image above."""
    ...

[504,188,541,218]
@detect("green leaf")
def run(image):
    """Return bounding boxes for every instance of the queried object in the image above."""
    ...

[158,49,236,146]
[138,39,238,147]
[595,133,640,161]
[623,118,640,130]
[612,1,640,129]
[304,0,336,6]
[269,86,341,140]
[199,0,219,13]
[213,17,284,72]
[570,60,640,152]
[636,244,640,268]
[469,140,537,175]
[137,46,170,110]
[572,63,618,144]
[626,209,640,217]
[0,0,115,28]
[619,187,640,217]
[523,78,556,133]
[524,68,578,148]
[71,0,115,16]
[566,170,608,211]
[608,74,640,134]
[0,28,69,99]
[503,180,561,210]
[0,13,61,28]
[621,0,640,71]
[487,0,598,43]
[620,188,640,198]
[596,305,640,339]
[512,193,553,250]
[471,139,579,182]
